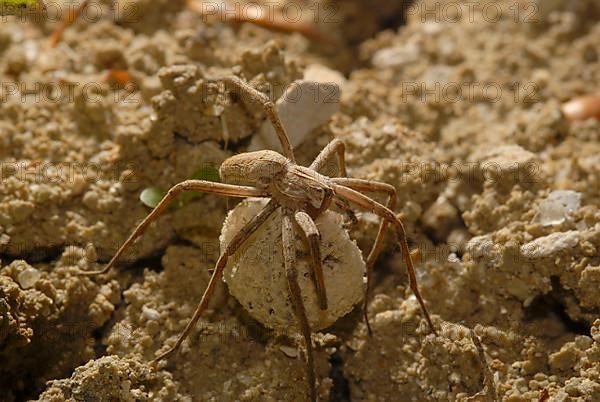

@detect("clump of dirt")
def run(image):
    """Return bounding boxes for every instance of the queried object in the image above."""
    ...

[0,246,119,401]
[0,0,599,401]
[37,355,182,401]
[343,302,487,401]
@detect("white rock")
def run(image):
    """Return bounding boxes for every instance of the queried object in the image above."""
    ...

[23,40,38,63]
[465,235,494,258]
[534,190,582,226]
[110,324,132,348]
[141,306,160,321]
[481,145,536,172]
[250,80,341,152]
[279,345,299,358]
[423,65,455,87]
[422,21,443,34]
[520,231,580,259]
[0,234,10,246]
[17,267,41,289]
[447,253,460,263]
[372,43,420,68]
[220,198,365,334]
[303,64,347,89]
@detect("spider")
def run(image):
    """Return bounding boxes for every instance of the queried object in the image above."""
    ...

[80,76,437,401]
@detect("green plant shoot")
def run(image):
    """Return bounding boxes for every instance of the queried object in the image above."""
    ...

[139,167,221,209]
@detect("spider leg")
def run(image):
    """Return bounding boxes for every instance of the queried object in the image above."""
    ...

[153,200,279,363]
[470,329,499,401]
[211,76,296,162]
[77,180,264,276]
[331,178,397,334]
[309,138,346,177]
[310,139,358,224]
[282,211,317,402]
[294,211,327,310]
[332,184,437,336]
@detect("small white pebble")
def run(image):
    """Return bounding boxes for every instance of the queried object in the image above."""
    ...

[447,253,460,263]
[304,64,347,89]
[520,231,580,259]
[482,145,536,173]
[237,374,253,386]
[535,190,581,226]
[251,80,341,152]
[466,235,494,258]
[142,306,160,321]
[18,267,41,289]
[120,379,131,393]
[279,345,298,358]
[449,372,461,384]
[0,234,10,246]
[23,40,38,62]
[112,324,131,347]
[524,296,535,307]
[372,43,420,68]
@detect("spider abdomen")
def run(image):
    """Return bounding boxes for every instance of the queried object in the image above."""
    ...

[219,150,288,188]
[220,198,366,334]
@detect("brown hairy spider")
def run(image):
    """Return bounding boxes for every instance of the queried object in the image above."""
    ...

[81,76,437,401]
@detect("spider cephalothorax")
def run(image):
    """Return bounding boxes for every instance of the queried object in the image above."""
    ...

[81,76,437,402]
[219,149,333,215]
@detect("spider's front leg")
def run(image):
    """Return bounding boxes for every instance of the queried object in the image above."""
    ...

[282,211,317,402]
[77,180,263,275]
[310,138,347,177]
[310,139,358,227]
[209,76,296,162]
